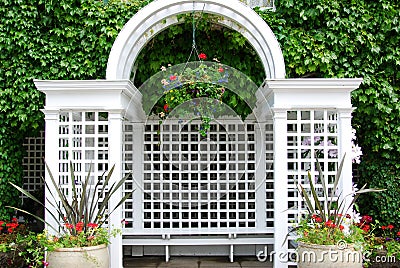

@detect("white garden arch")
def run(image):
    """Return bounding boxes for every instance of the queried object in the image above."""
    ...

[106,0,285,80]
[35,1,362,268]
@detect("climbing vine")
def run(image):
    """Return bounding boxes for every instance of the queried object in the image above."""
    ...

[0,0,399,223]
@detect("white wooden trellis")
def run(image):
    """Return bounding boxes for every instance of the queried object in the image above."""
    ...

[34,1,363,267]
[22,131,45,200]
[35,79,362,268]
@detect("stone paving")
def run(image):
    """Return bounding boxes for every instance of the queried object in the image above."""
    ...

[123,256,272,268]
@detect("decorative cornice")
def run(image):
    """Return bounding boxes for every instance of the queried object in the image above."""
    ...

[263,78,363,93]
[34,79,140,99]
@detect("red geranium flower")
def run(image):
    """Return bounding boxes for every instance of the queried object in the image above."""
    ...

[169,75,177,81]
[339,225,344,231]
[388,224,394,230]
[87,223,98,229]
[382,225,387,230]
[218,67,224,73]
[362,225,371,232]
[397,231,400,236]
[198,53,207,60]
[325,220,336,228]
[164,104,169,112]
[75,221,84,232]
[65,223,73,229]
[361,215,372,224]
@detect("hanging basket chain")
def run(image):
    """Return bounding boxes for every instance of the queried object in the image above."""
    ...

[181,2,206,76]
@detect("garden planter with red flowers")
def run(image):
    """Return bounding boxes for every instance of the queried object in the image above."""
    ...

[291,155,384,267]
[8,162,133,268]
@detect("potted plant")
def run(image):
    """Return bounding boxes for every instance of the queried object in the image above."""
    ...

[292,154,384,267]
[8,162,133,268]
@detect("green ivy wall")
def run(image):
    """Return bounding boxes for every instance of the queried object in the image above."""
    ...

[0,0,399,222]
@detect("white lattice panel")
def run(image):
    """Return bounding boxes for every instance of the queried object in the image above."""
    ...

[122,123,135,229]
[122,118,277,232]
[144,120,256,229]
[265,122,274,228]
[22,131,45,199]
[286,110,339,226]
[57,111,109,215]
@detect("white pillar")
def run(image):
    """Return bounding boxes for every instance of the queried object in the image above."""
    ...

[272,108,288,268]
[131,122,144,231]
[108,110,124,268]
[255,123,267,229]
[42,109,60,233]
[337,108,354,212]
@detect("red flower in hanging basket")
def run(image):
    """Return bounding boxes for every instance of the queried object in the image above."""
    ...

[198,53,207,60]
[164,104,169,112]
[218,67,224,73]
[169,75,177,81]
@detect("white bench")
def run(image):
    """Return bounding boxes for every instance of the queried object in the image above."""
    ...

[122,229,274,262]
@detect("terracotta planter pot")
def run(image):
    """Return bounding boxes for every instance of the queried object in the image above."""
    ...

[47,244,109,268]
[297,241,363,268]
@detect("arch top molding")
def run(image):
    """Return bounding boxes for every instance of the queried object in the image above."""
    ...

[106,0,286,81]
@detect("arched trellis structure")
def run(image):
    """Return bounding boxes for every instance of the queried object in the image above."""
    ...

[35,1,363,268]
[106,0,286,81]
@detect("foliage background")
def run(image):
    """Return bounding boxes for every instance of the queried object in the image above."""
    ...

[0,0,399,222]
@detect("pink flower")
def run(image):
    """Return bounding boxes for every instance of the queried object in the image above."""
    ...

[218,67,224,73]
[42,261,49,266]
[169,75,177,81]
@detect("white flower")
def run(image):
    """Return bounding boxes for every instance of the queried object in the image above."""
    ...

[341,217,352,235]
[352,210,361,224]
[351,143,363,164]
[160,66,167,72]
[351,128,357,141]
[352,183,359,193]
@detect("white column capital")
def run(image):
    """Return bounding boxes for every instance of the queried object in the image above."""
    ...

[41,109,59,120]
[108,109,125,120]
[271,108,287,119]
[337,108,355,119]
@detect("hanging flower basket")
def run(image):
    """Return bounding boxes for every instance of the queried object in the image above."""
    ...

[157,55,229,136]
